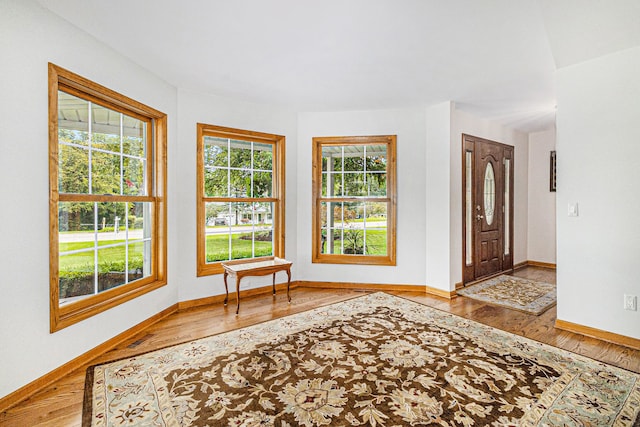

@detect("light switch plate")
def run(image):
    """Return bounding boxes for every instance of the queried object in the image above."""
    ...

[568,203,579,217]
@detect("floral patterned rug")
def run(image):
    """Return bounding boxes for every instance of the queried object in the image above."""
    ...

[83,293,639,426]
[457,275,557,315]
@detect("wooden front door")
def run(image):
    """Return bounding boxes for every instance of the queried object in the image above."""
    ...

[463,134,514,283]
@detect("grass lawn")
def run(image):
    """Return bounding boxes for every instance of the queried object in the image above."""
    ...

[58,233,274,273]
[206,233,273,262]
[59,240,145,273]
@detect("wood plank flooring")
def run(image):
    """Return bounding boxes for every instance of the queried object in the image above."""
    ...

[1,267,639,426]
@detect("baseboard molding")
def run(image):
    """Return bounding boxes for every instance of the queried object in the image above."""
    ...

[513,261,528,271]
[555,319,640,351]
[0,303,178,413]
[177,282,299,310]
[527,260,557,269]
[297,281,456,299]
[513,260,556,271]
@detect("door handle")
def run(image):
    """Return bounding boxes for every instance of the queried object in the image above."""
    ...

[476,214,484,221]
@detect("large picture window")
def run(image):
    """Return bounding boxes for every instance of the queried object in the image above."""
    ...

[49,64,167,332]
[196,124,285,276]
[312,135,396,265]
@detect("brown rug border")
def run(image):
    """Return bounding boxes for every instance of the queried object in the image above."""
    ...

[81,290,640,426]
[457,274,557,315]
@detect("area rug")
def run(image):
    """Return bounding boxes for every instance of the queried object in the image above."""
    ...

[457,275,557,315]
[83,293,639,426]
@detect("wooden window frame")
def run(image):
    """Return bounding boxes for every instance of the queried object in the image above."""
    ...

[312,135,397,266]
[196,123,286,276]
[49,63,167,332]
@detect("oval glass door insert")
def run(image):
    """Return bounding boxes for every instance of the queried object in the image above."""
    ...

[484,162,496,225]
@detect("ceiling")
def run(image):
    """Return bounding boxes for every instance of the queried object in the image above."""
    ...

[38,1,640,134]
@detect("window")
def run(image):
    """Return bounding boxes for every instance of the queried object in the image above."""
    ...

[312,135,396,265]
[49,63,167,332]
[196,124,285,276]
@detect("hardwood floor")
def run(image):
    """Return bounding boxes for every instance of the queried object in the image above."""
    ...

[1,267,639,426]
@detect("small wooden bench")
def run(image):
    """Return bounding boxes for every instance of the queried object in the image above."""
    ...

[221,256,293,314]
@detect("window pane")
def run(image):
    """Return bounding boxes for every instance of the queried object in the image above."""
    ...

[123,156,145,196]
[230,202,253,260]
[91,151,120,194]
[122,115,145,157]
[59,252,95,302]
[59,201,94,233]
[59,144,89,194]
[58,91,89,146]
[322,172,342,197]
[97,202,126,246]
[466,151,473,265]
[320,201,342,255]
[343,172,366,196]
[91,103,121,152]
[59,201,95,302]
[91,132,120,155]
[204,137,229,167]
[204,167,229,197]
[97,245,126,293]
[504,158,510,256]
[366,144,387,170]
[229,169,250,197]
[127,241,146,282]
[366,172,387,196]
[205,202,231,263]
[229,140,252,169]
[254,202,274,257]
[364,202,388,255]
[253,143,273,170]
[343,146,365,172]
[322,146,343,171]
[253,171,272,197]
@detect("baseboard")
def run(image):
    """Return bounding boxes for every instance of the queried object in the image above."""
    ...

[177,281,299,310]
[513,260,556,271]
[555,319,640,351]
[297,281,456,299]
[527,260,557,269]
[513,261,528,271]
[0,303,178,413]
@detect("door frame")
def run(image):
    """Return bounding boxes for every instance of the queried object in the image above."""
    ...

[462,134,514,284]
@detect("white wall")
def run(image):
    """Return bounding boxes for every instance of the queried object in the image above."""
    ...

[556,47,640,339]
[425,102,453,291]
[528,129,556,264]
[175,89,298,303]
[450,108,529,288]
[296,108,427,285]
[0,0,178,398]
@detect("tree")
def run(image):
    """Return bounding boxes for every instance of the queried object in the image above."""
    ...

[58,129,144,231]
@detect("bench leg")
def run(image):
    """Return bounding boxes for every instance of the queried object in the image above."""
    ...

[286,268,291,303]
[236,276,241,315]
[272,273,276,295]
[223,271,229,306]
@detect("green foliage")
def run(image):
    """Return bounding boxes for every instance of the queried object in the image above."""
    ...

[58,129,146,231]
[203,141,273,199]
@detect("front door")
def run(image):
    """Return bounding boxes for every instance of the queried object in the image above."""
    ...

[463,134,514,283]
